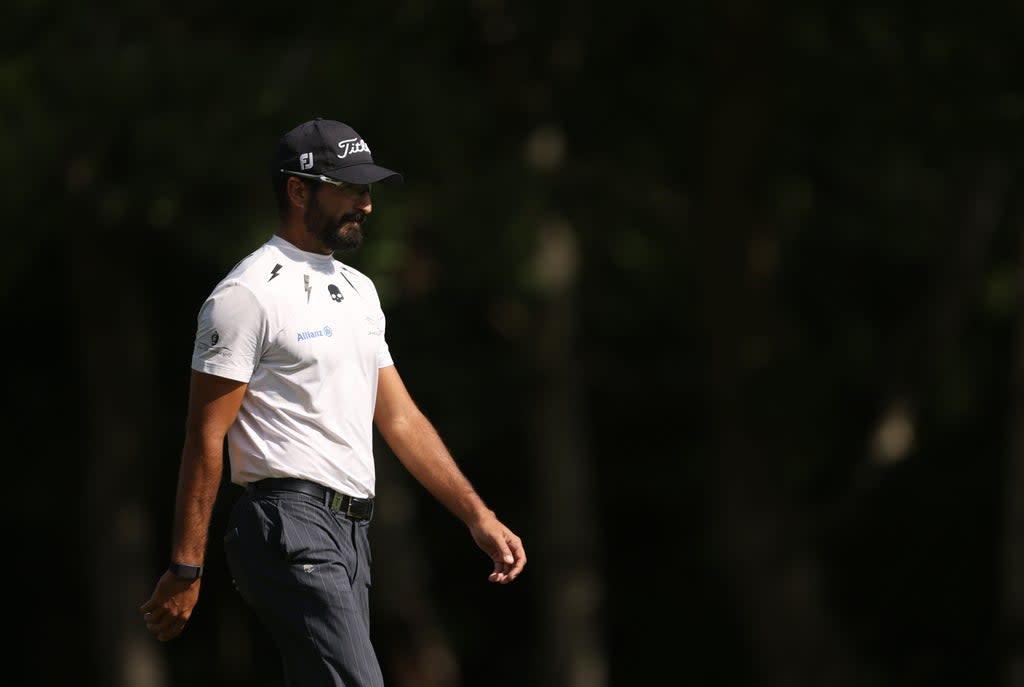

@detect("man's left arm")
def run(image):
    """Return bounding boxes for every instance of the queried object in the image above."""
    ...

[374,364,526,583]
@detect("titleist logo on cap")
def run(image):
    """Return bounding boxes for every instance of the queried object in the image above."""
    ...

[336,138,371,159]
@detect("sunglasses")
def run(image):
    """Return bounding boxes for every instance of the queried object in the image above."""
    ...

[280,170,371,195]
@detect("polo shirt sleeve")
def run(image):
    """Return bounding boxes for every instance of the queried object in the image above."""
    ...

[377,312,394,369]
[191,280,264,383]
[362,277,394,369]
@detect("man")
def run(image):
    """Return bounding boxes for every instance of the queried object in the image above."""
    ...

[139,117,526,686]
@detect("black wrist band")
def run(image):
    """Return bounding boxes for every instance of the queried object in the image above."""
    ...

[168,561,204,580]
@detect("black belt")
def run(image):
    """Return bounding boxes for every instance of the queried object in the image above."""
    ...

[249,477,374,520]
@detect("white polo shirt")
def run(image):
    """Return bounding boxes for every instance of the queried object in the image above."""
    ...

[191,234,393,498]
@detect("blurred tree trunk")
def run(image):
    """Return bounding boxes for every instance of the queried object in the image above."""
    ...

[869,159,1008,468]
[372,436,461,687]
[1002,204,1024,687]
[75,234,167,687]
[530,219,606,687]
[692,8,861,686]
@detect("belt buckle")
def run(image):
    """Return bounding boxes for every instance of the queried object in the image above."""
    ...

[330,492,344,512]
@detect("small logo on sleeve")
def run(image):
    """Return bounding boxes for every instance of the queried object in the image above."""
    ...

[365,315,384,336]
[195,330,230,356]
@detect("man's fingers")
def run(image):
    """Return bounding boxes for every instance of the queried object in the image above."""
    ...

[143,606,166,622]
[501,532,526,580]
[509,546,526,578]
[476,523,525,584]
[141,594,193,640]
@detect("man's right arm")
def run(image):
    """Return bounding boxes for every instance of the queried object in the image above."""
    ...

[139,370,247,641]
[171,370,248,567]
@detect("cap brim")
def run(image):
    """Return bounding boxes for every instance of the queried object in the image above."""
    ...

[323,163,403,185]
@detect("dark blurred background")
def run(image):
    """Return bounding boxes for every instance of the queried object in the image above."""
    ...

[5,2,1024,686]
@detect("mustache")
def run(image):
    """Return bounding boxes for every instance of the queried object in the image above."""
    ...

[339,211,366,225]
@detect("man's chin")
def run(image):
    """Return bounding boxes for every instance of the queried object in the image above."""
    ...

[328,225,363,252]
[340,223,363,241]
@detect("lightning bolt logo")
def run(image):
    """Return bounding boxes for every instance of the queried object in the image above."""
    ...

[304,274,312,303]
[268,264,282,282]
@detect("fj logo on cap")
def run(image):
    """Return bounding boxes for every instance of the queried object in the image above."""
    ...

[337,138,370,159]
[300,153,314,170]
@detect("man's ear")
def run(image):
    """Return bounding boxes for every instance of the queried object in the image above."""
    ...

[286,176,310,210]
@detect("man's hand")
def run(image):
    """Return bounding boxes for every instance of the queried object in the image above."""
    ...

[139,571,202,641]
[469,513,526,584]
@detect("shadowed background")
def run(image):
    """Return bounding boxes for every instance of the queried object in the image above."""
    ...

[4,2,1024,686]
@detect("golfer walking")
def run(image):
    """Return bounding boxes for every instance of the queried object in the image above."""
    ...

[139,117,526,686]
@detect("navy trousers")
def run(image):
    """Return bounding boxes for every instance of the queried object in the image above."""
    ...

[224,486,384,687]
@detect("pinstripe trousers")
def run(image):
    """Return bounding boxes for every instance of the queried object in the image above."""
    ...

[224,486,384,687]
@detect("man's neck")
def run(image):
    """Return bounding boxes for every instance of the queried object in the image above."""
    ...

[276,223,332,255]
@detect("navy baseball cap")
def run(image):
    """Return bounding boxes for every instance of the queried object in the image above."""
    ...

[271,117,403,185]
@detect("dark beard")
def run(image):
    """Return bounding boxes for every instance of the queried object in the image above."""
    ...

[304,197,365,252]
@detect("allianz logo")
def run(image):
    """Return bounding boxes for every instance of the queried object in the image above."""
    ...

[297,325,333,341]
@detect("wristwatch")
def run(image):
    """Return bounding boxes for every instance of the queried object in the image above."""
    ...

[168,561,204,580]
